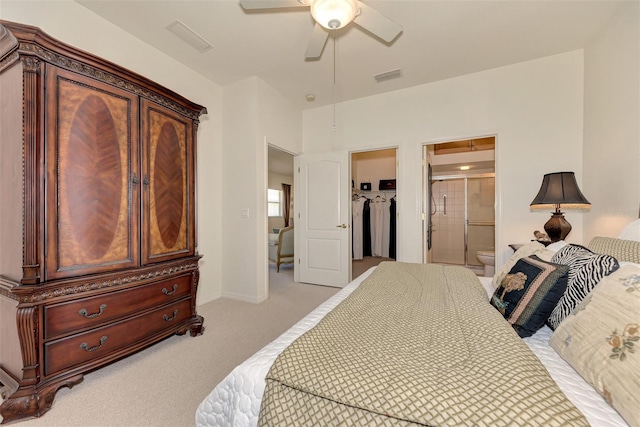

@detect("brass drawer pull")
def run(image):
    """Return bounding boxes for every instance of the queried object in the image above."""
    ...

[162,284,178,296]
[162,309,179,322]
[78,304,107,319]
[80,336,107,352]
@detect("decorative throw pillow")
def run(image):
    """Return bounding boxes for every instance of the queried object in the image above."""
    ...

[548,244,620,330]
[490,255,569,338]
[588,236,640,264]
[549,264,640,427]
[491,241,555,289]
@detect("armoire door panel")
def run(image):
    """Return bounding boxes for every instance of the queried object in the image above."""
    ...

[45,66,140,280]
[65,95,121,259]
[153,121,184,249]
[141,99,194,264]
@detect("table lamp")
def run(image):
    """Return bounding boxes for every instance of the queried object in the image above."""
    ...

[530,172,590,242]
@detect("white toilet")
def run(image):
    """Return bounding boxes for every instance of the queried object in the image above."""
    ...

[477,250,495,277]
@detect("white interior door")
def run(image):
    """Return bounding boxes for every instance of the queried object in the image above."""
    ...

[295,151,349,287]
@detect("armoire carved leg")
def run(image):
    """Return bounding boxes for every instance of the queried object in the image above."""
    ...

[0,374,83,424]
[189,315,205,337]
[188,270,204,337]
[15,307,39,388]
[1,305,84,424]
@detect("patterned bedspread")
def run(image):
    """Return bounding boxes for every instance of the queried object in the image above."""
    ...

[259,262,588,426]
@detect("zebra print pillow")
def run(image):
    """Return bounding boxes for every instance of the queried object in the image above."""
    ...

[547,244,619,330]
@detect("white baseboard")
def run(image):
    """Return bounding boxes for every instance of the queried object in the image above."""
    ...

[221,290,267,304]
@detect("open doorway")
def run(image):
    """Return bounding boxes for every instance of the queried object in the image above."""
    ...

[423,137,496,277]
[267,146,295,284]
[351,148,398,279]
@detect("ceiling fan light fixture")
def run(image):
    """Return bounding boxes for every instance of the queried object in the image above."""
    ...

[310,0,359,30]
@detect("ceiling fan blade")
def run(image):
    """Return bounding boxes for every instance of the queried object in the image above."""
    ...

[239,0,308,10]
[305,23,329,59]
[353,1,402,43]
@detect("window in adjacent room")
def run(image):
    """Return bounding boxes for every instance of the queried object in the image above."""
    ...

[267,189,283,217]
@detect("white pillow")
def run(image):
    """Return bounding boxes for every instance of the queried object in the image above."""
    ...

[619,261,640,268]
[618,218,640,241]
[545,240,568,252]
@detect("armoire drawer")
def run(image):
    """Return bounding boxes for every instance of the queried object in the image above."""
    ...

[44,297,192,376]
[44,274,192,339]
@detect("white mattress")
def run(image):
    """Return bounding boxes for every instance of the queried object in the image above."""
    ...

[195,268,628,427]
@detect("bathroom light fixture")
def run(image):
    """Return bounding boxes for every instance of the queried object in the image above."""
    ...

[460,165,470,171]
[311,0,359,30]
[530,172,590,242]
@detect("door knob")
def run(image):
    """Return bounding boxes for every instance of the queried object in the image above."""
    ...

[336,224,349,229]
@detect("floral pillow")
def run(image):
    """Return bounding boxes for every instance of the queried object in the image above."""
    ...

[550,264,640,427]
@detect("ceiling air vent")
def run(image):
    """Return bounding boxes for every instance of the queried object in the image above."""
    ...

[373,68,403,83]
[166,20,213,53]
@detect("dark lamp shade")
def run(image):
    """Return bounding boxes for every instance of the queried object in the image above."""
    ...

[530,172,590,210]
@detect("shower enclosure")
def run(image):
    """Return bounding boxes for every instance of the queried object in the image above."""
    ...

[430,175,495,268]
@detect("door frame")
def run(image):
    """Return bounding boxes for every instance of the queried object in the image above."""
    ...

[264,141,299,298]
[421,135,499,265]
[349,146,399,280]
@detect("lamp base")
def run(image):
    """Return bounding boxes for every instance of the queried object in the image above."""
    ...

[544,212,572,242]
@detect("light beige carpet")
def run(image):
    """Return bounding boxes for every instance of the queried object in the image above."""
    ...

[4,263,338,427]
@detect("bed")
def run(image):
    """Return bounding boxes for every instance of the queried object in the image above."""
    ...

[196,231,640,427]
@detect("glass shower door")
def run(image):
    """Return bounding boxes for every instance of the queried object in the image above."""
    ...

[466,177,495,267]
[430,179,465,265]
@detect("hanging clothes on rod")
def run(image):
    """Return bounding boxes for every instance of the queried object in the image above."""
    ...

[390,195,397,259]
[370,194,391,257]
[352,193,367,260]
[353,192,396,260]
[363,197,371,257]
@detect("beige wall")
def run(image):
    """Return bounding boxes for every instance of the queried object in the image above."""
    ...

[2,1,637,304]
[0,0,223,304]
[351,149,396,192]
[583,2,640,241]
[304,51,585,269]
[221,77,302,303]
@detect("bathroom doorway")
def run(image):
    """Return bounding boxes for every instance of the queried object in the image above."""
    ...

[424,137,496,276]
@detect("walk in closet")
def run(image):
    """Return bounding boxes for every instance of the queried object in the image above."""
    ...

[351,149,397,275]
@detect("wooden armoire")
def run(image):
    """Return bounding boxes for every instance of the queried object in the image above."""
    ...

[0,21,205,423]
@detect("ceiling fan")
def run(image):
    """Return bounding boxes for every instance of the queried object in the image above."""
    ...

[239,0,402,59]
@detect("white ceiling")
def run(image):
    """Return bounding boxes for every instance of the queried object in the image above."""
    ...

[77,0,627,110]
